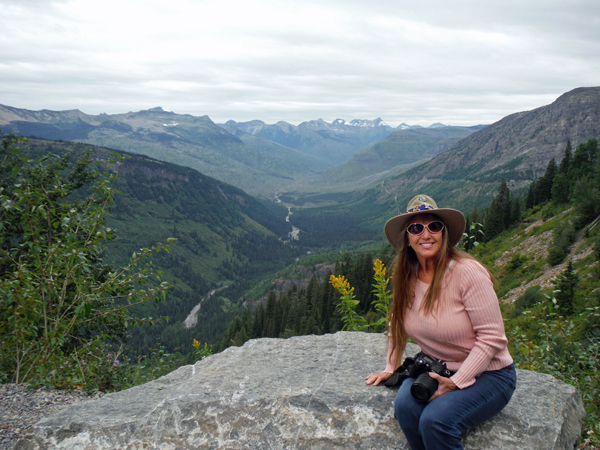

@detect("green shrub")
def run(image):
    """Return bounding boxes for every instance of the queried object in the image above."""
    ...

[507,253,527,272]
[541,203,556,221]
[511,286,544,318]
[0,134,173,387]
[574,175,600,230]
[508,304,600,445]
[547,220,576,266]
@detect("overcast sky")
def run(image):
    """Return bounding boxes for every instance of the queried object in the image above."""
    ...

[1,0,599,127]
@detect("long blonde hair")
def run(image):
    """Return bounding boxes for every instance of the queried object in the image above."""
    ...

[388,215,475,368]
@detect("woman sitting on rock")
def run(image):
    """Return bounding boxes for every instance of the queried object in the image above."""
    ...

[366,194,516,450]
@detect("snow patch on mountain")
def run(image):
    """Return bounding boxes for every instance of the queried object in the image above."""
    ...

[148,107,173,113]
[330,118,389,128]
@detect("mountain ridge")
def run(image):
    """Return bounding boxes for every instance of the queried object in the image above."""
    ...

[222,117,395,166]
[382,86,600,211]
[0,106,321,197]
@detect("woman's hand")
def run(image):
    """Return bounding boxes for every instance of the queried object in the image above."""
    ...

[365,371,392,386]
[428,373,458,401]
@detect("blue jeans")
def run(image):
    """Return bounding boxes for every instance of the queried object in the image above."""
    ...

[394,364,517,450]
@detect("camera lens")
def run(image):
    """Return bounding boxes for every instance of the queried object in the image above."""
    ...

[411,373,439,403]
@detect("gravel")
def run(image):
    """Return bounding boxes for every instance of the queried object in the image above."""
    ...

[0,383,103,450]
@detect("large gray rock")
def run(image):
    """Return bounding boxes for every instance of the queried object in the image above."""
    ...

[16,332,584,449]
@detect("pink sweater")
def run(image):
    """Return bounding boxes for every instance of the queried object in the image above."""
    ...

[385,258,513,389]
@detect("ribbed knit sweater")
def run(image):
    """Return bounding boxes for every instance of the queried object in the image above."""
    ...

[384,258,513,389]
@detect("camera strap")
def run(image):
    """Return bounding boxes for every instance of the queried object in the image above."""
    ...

[382,356,415,387]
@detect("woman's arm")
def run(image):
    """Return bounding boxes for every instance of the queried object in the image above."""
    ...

[450,260,510,389]
[366,333,396,385]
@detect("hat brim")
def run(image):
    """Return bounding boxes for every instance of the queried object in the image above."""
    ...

[384,208,466,250]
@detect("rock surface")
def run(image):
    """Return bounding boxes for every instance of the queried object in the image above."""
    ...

[16,332,585,449]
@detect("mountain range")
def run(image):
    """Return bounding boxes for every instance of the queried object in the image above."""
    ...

[0,104,481,198]
[3,87,600,218]
[0,106,318,197]
[221,118,393,166]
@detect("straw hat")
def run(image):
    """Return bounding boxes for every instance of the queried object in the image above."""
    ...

[384,194,466,250]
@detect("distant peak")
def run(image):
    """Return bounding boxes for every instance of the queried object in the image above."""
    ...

[347,118,389,128]
[147,107,173,113]
[428,123,448,128]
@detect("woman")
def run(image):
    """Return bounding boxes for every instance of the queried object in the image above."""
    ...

[366,194,516,450]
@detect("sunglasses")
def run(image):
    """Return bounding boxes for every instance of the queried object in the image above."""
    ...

[406,221,445,236]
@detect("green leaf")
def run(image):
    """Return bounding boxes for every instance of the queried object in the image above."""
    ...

[84,302,92,318]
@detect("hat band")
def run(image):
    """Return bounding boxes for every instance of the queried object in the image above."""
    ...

[407,203,435,213]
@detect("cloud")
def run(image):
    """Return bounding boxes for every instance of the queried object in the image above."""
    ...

[0,0,598,126]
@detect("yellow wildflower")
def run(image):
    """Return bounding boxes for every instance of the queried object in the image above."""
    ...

[330,274,353,295]
[373,259,386,278]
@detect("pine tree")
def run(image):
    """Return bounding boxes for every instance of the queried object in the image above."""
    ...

[526,180,536,209]
[559,141,572,176]
[535,158,557,204]
[279,294,291,336]
[502,185,512,230]
[252,303,265,338]
[353,253,373,313]
[321,272,335,334]
[510,195,521,225]
[573,175,600,229]
[484,198,500,241]
[263,291,277,337]
[551,173,570,204]
[484,179,510,241]
[554,260,578,316]
[469,206,483,226]
[272,299,283,337]
[569,139,598,182]
[307,277,322,332]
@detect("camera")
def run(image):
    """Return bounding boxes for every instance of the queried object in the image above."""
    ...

[408,352,452,403]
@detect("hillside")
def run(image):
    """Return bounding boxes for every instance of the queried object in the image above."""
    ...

[0,106,320,198]
[15,137,305,354]
[219,122,324,173]
[382,87,600,211]
[303,125,480,192]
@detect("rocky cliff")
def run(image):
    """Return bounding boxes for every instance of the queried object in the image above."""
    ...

[16,332,584,449]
